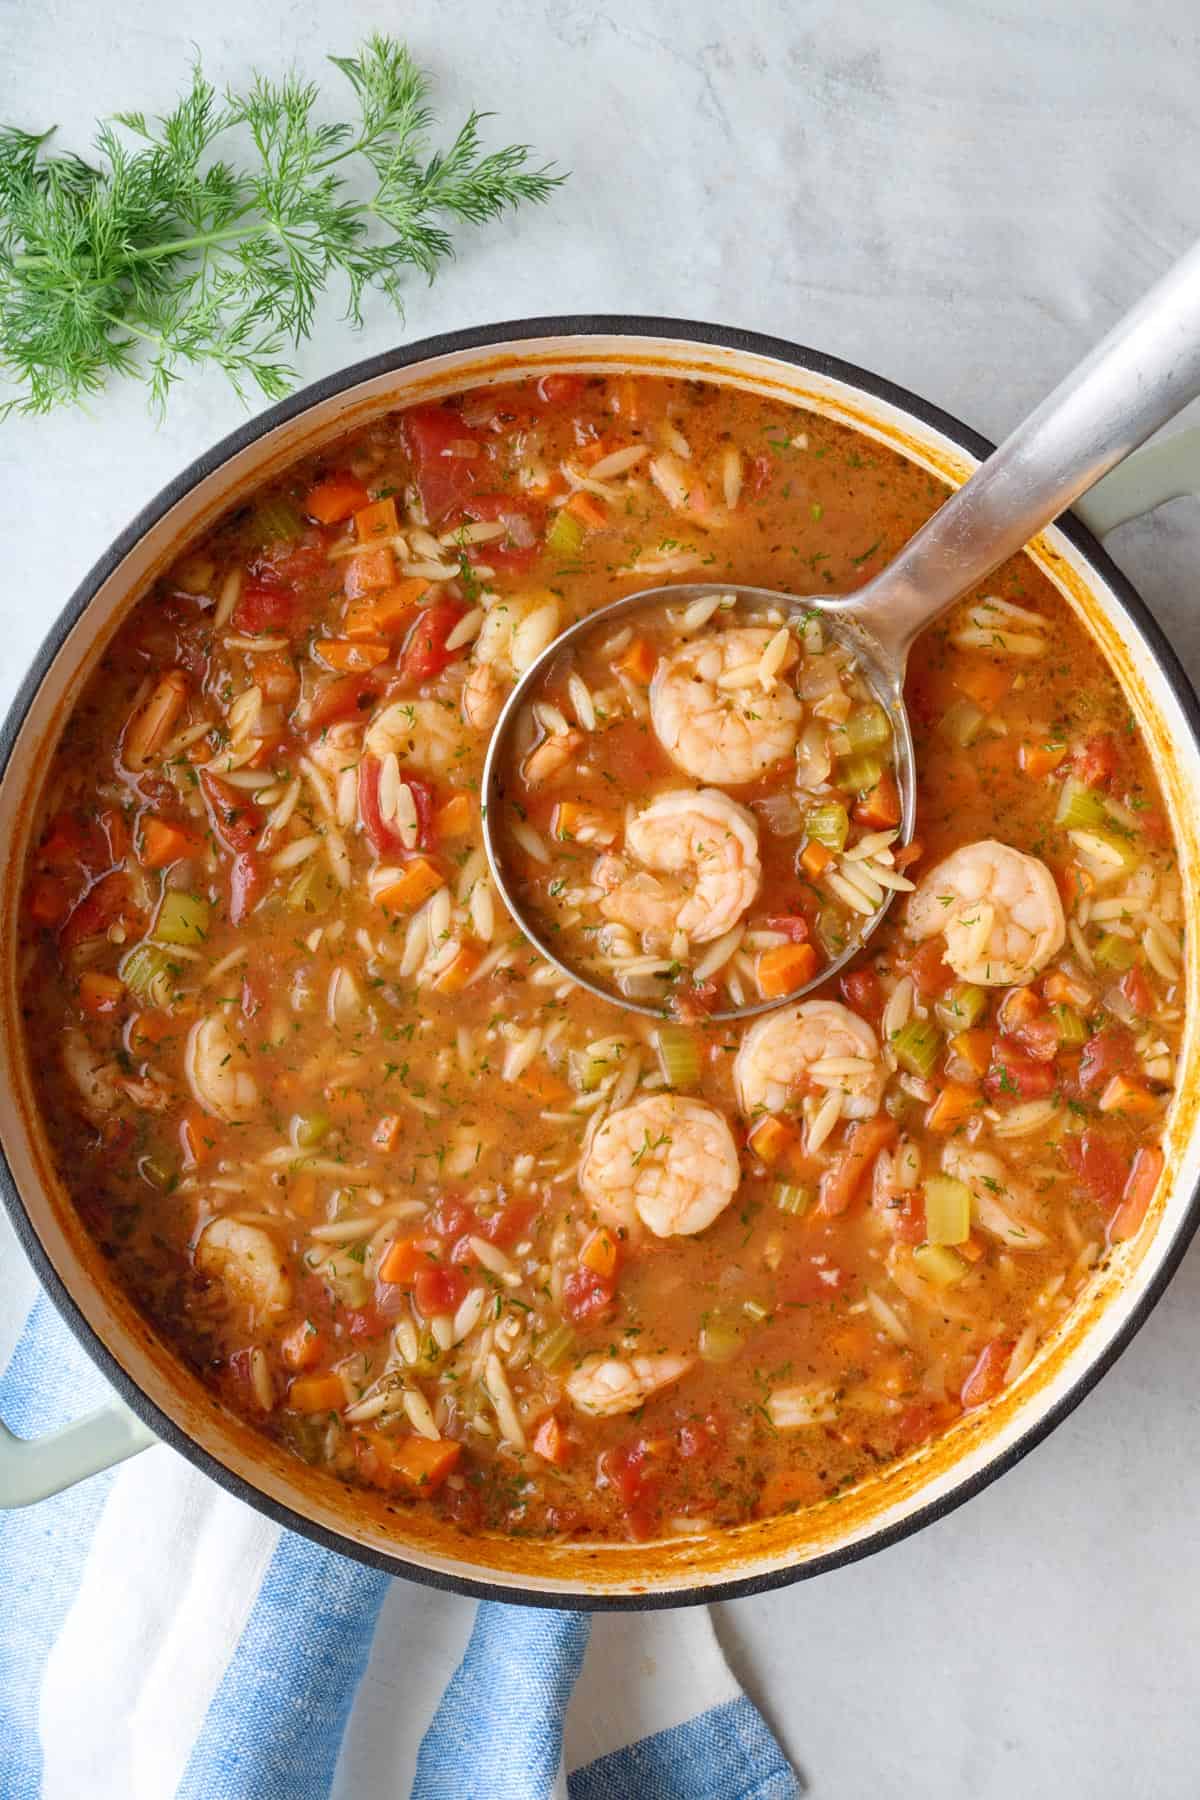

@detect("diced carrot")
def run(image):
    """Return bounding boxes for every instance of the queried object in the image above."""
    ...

[79,971,124,1016]
[354,496,399,543]
[434,792,473,840]
[27,875,72,928]
[925,1080,979,1133]
[577,436,619,466]
[288,1373,345,1414]
[344,579,430,640]
[433,942,483,995]
[179,1106,214,1170]
[614,636,657,685]
[1098,1073,1159,1117]
[747,1114,800,1168]
[100,807,132,861]
[374,858,445,913]
[315,638,391,673]
[818,1115,897,1216]
[580,1227,619,1281]
[954,658,1013,712]
[372,1114,403,1152]
[250,649,301,704]
[1110,1145,1164,1242]
[757,941,819,998]
[377,1235,429,1287]
[139,817,202,869]
[532,1414,571,1466]
[957,1233,987,1263]
[343,547,394,596]
[281,1320,325,1372]
[516,1063,572,1105]
[306,473,371,525]
[799,839,832,878]
[386,1435,462,1491]
[949,1029,993,1079]
[562,490,608,530]
[1019,740,1067,778]
[1043,969,1094,1011]
[853,770,901,829]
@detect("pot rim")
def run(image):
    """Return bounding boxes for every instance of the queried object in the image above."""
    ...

[3,313,1200,1609]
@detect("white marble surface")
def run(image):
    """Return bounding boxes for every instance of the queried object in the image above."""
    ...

[3,1,1200,1793]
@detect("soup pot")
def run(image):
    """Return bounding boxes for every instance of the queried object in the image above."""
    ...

[2,320,1198,1606]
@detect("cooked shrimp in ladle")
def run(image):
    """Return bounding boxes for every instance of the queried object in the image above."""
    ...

[594,788,761,946]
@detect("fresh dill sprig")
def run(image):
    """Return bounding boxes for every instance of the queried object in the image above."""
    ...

[0,35,565,417]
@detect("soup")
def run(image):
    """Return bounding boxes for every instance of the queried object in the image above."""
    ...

[17,373,1182,1542]
[491,591,901,1011]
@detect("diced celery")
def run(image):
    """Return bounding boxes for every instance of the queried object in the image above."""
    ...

[293,1111,331,1149]
[154,891,210,946]
[743,1298,771,1323]
[533,1323,576,1369]
[934,983,988,1034]
[923,1175,972,1246]
[815,906,847,956]
[287,863,336,913]
[655,1024,701,1089]
[1094,932,1137,973]
[1052,1004,1090,1047]
[1055,777,1111,832]
[698,1315,741,1363]
[805,802,849,852]
[252,496,303,545]
[892,1018,942,1078]
[546,508,586,559]
[912,1243,967,1288]
[774,1182,813,1216]
[119,941,178,1007]
[938,698,985,748]
[836,753,884,794]
[843,703,891,754]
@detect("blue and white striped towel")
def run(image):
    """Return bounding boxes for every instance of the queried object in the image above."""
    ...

[0,1218,799,1799]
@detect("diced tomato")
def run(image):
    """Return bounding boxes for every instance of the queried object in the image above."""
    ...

[428,1195,476,1242]
[764,913,811,943]
[305,669,387,731]
[1063,1129,1132,1208]
[892,1403,945,1451]
[961,1338,1013,1409]
[818,1115,897,1216]
[396,599,470,686]
[1078,1029,1135,1095]
[478,1196,537,1249]
[601,1439,662,1541]
[562,1268,615,1323]
[60,870,135,950]
[677,1411,723,1459]
[985,1043,1056,1101]
[1110,1145,1164,1241]
[780,1256,851,1304]
[345,1303,385,1342]
[458,495,544,573]
[232,582,296,636]
[536,373,586,406]
[532,1413,571,1465]
[229,852,265,926]
[402,405,483,523]
[840,966,882,1023]
[908,939,955,998]
[357,756,436,854]
[202,773,261,853]
[997,988,1059,1062]
[1119,966,1155,1017]
[1072,733,1119,788]
[886,1192,927,1245]
[412,1264,467,1318]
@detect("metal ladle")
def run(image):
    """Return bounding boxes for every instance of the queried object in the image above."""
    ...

[483,241,1200,1020]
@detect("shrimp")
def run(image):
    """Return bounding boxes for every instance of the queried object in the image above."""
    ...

[62,1028,171,1125]
[580,1094,740,1237]
[195,1217,292,1318]
[906,839,1065,987]
[594,788,761,944]
[941,1145,1048,1248]
[734,999,886,1121]
[186,1014,259,1122]
[365,697,469,779]
[566,1352,692,1417]
[650,628,803,784]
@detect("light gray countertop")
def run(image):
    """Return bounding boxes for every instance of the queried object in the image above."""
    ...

[3,2,1200,1792]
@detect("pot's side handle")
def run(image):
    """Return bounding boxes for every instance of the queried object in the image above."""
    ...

[0,1403,155,1507]
[1075,426,1200,535]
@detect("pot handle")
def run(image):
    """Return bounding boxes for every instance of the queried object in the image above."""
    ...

[0,1402,156,1508]
[1074,425,1200,534]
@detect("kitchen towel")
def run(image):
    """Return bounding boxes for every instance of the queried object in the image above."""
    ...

[0,1242,799,1799]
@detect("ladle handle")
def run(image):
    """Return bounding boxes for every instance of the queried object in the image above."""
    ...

[843,237,1200,657]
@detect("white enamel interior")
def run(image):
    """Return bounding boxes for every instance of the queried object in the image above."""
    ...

[1,330,1197,1600]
